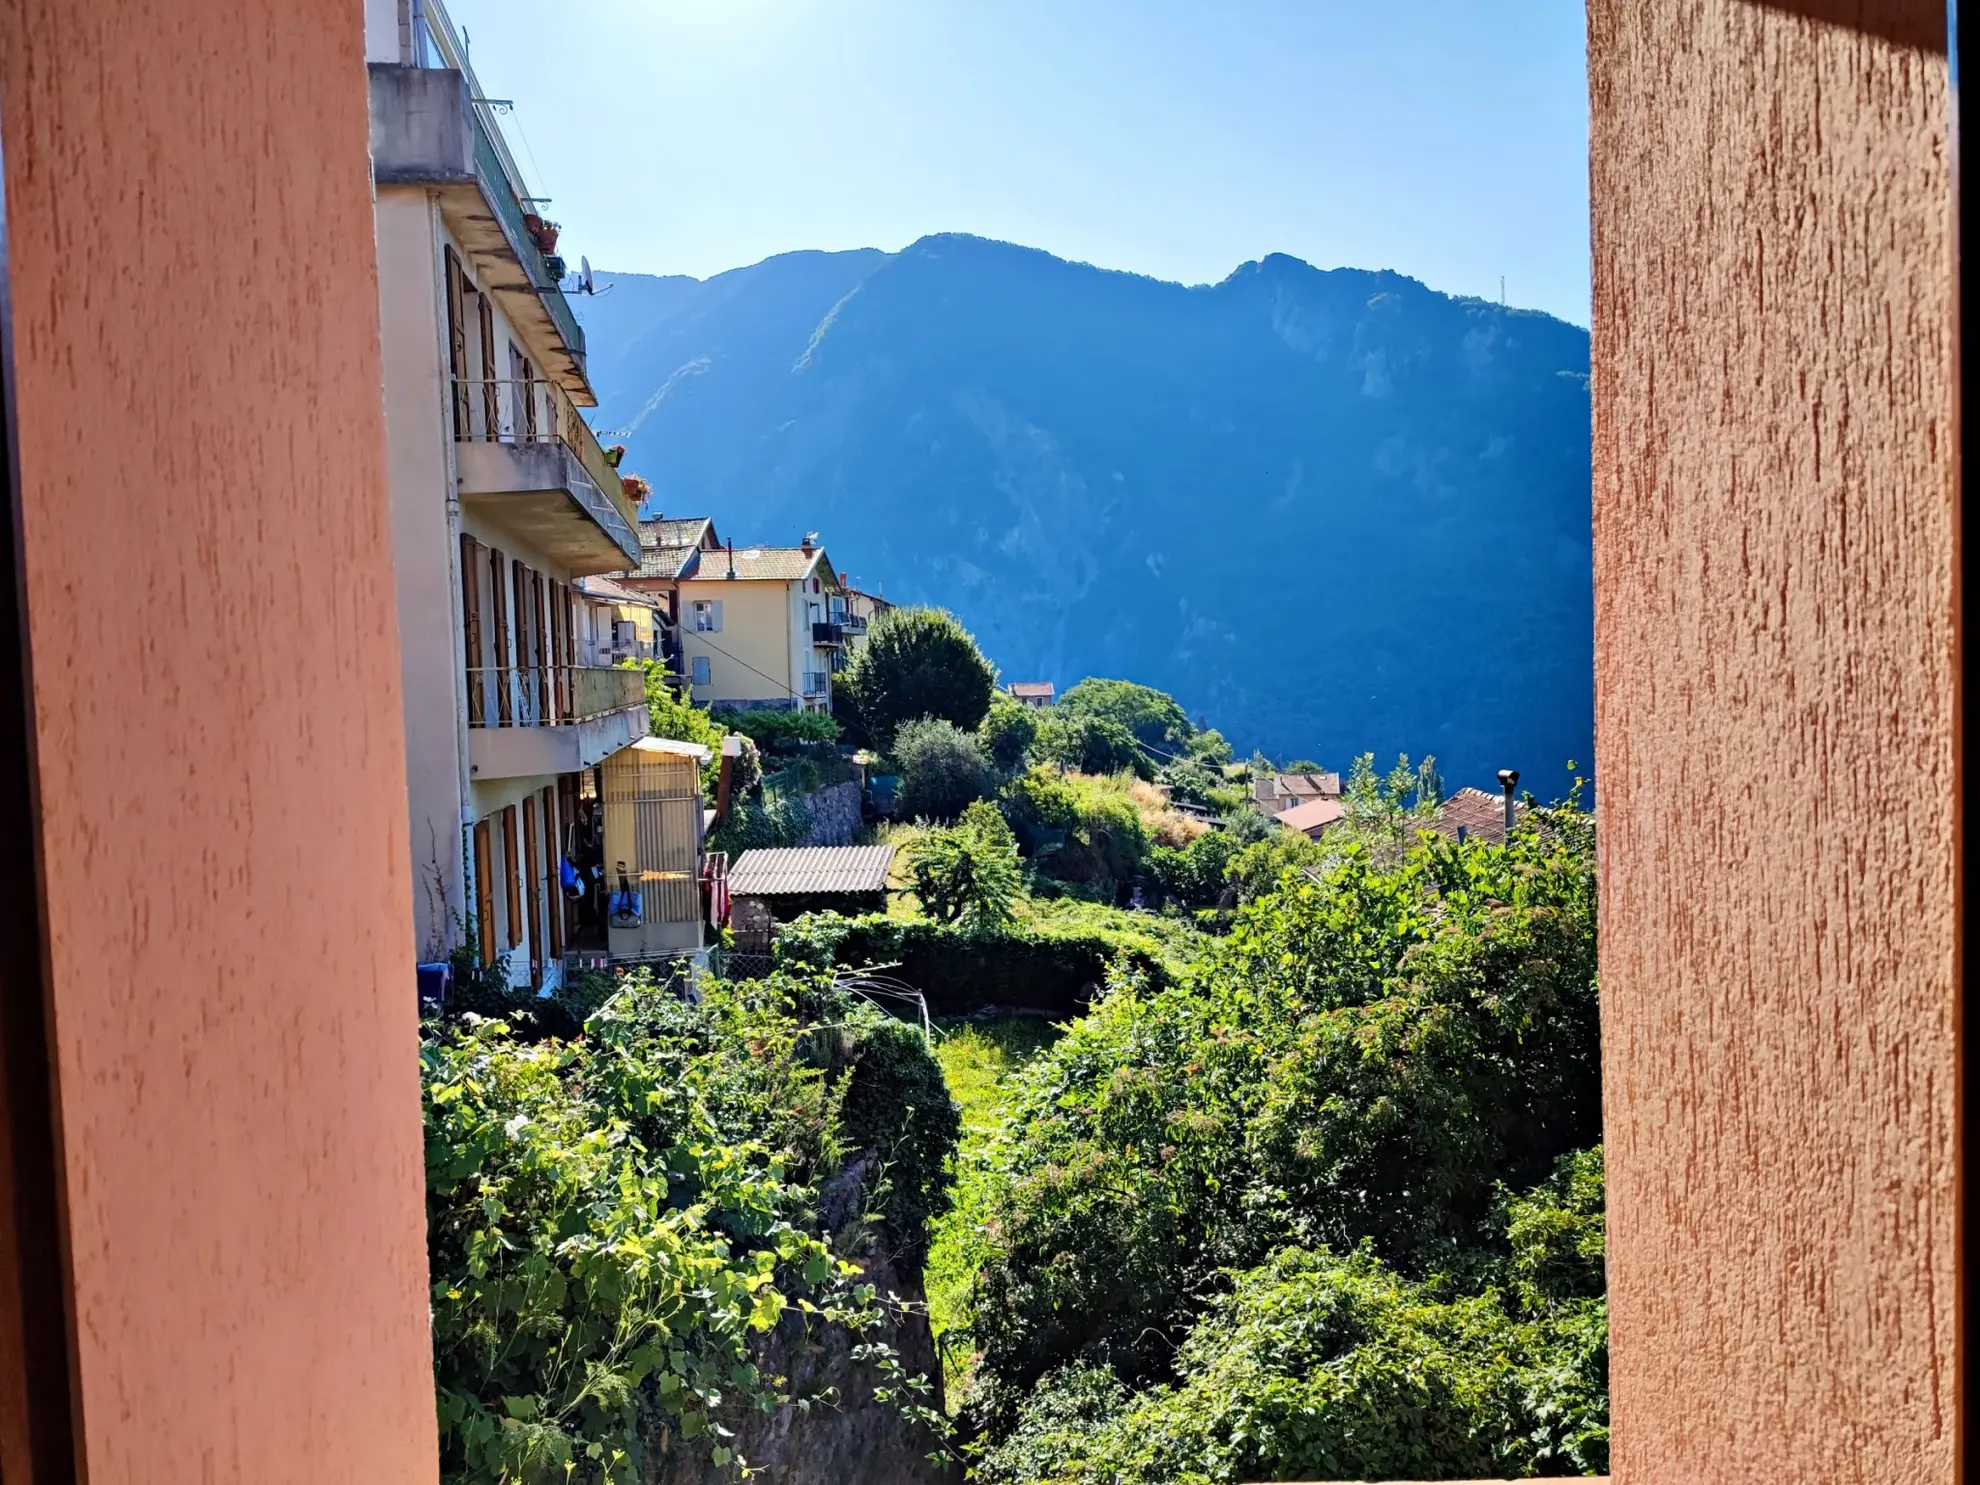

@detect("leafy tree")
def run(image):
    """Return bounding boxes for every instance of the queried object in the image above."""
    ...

[978,693,1040,772]
[904,800,1022,930]
[1283,758,1324,773]
[837,607,996,748]
[1147,828,1239,906]
[1036,711,1150,778]
[893,717,993,822]
[1227,827,1328,902]
[1416,753,1445,814]
[1186,728,1234,767]
[1057,678,1192,751]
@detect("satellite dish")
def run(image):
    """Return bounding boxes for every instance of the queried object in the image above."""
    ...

[580,256,594,295]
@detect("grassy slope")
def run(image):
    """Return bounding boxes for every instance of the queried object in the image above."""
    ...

[926,1016,1065,1408]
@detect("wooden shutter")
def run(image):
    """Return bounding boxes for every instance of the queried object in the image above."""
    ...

[522,797,542,987]
[477,291,498,437]
[555,583,573,719]
[444,246,470,439]
[541,785,563,960]
[502,805,522,949]
[521,355,539,440]
[490,547,512,724]
[459,533,485,726]
[531,570,550,720]
[473,819,495,964]
[511,560,532,720]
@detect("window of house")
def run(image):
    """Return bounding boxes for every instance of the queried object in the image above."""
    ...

[691,656,711,686]
[691,600,723,633]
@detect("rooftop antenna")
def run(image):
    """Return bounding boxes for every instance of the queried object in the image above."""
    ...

[1499,275,1506,305]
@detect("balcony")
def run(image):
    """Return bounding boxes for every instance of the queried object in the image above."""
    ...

[841,613,869,635]
[453,377,640,574]
[812,620,846,647]
[466,664,649,780]
[802,670,832,699]
[367,0,589,392]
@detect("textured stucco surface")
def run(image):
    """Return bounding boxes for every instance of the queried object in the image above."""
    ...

[1,1,441,1479]
[1589,3,1957,1482]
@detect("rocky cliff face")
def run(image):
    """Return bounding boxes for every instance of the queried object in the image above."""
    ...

[580,236,1592,791]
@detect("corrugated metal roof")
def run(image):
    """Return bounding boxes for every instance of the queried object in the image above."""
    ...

[728,845,895,897]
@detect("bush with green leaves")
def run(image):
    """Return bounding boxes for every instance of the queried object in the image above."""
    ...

[836,606,997,748]
[1226,826,1328,902]
[712,706,842,757]
[707,788,812,855]
[1035,711,1151,779]
[422,969,941,1483]
[951,807,1600,1452]
[774,910,1173,1017]
[904,800,1023,930]
[892,717,993,822]
[1147,827,1238,907]
[978,694,1041,772]
[1056,678,1192,752]
[974,1204,1608,1485]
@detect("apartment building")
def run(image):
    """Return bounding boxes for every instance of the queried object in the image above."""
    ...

[365,0,695,983]
[621,522,848,714]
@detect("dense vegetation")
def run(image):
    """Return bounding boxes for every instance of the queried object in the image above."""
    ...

[522,639,1605,1481]
[422,970,957,1483]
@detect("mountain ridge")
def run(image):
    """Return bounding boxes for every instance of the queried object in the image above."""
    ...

[576,236,1593,790]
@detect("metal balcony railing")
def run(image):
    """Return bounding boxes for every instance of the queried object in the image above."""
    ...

[452,376,639,536]
[413,0,586,367]
[801,671,832,698]
[840,613,869,634]
[465,664,645,729]
[811,621,845,646]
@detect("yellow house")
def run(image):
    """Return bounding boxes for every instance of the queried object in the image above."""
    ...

[675,539,847,714]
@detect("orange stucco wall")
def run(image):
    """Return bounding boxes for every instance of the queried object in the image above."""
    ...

[1,0,440,1479]
[1589,3,1957,1481]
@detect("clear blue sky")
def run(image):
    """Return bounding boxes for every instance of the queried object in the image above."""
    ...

[445,0,1592,326]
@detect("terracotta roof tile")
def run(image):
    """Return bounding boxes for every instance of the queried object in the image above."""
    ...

[1434,787,1522,846]
[678,546,832,584]
[1278,797,1347,836]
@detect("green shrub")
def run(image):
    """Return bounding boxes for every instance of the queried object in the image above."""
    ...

[1147,828,1238,907]
[708,789,813,855]
[775,912,1169,1016]
[976,1237,1607,1485]
[713,706,841,756]
[893,717,993,822]
[837,607,997,748]
[903,800,1022,930]
[978,694,1041,772]
[1226,827,1327,901]
[422,970,915,1482]
[836,1012,963,1272]
[999,767,1150,890]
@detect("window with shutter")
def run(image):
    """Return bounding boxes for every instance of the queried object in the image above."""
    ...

[459,534,485,726]
[444,247,470,439]
[522,797,541,987]
[476,292,497,438]
[691,656,711,686]
[490,548,513,725]
[710,599,723,633]
[502,805,522,950]
[473,820,495,964]
[541,785,563,961]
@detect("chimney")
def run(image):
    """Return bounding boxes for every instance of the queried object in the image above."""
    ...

[715,733,745,822]
[1496,768,1520,838]
[800,531,817,554]
[725,539,736,580]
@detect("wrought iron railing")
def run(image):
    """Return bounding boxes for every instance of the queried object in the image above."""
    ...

[452,376,638,543]
[413,0,586,364]
[801,671,832,698]
[465,664,645,729]
[811,621,845,646]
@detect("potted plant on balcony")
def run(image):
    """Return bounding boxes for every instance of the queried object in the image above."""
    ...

[620,472,652,507]
[605,444,626,468]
